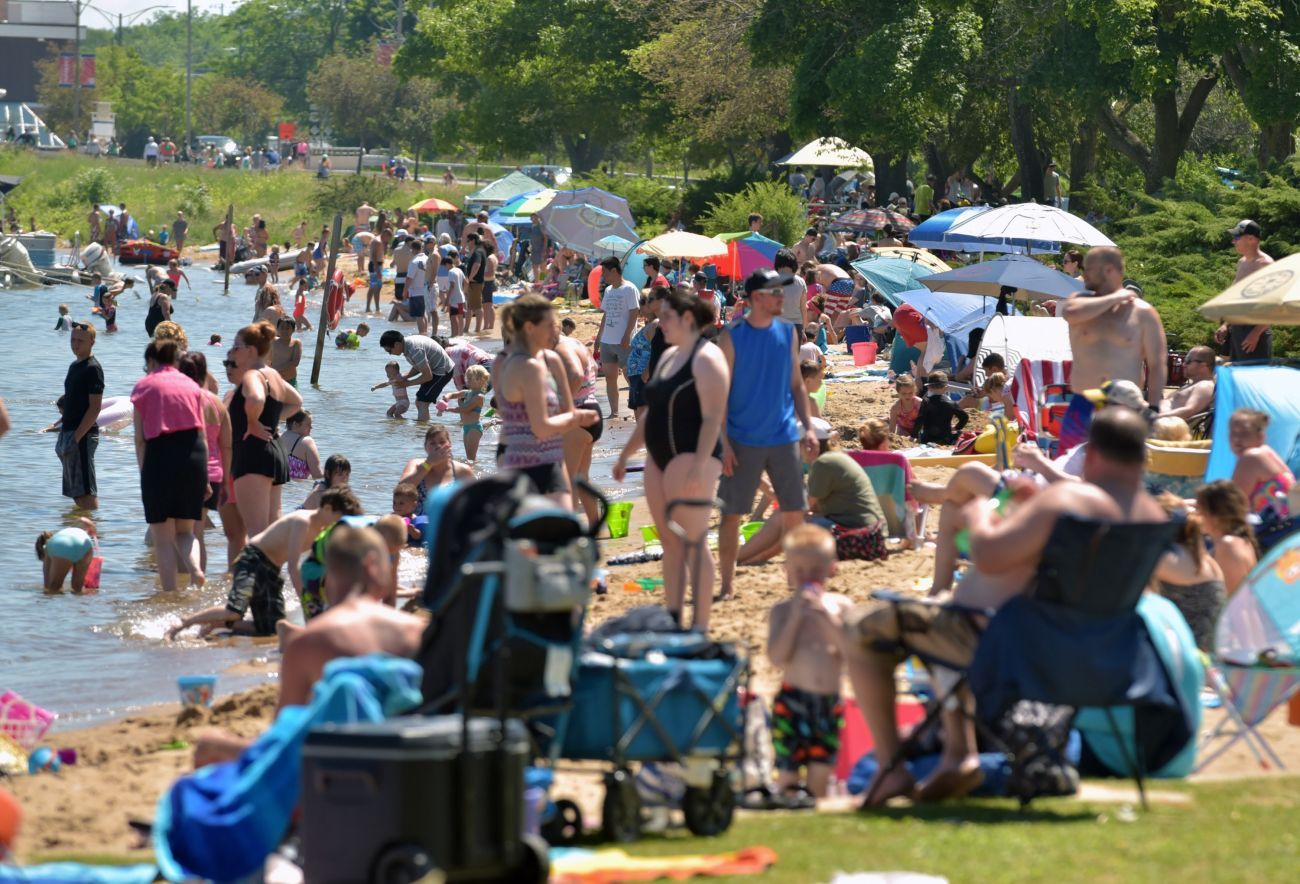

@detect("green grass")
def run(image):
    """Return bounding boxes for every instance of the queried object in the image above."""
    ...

[29,777,1300,881]
[0,149,472,249]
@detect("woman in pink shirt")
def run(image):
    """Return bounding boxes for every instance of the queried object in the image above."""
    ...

[131,340,210,592]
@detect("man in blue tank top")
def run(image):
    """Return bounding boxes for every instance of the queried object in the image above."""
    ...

[716,268,819,601]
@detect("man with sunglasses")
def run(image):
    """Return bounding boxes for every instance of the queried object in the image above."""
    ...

[1161,345,1216,421]
[1215,219,1274,361]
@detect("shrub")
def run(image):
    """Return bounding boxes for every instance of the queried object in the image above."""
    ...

[680,166,767,228]
[174,178,212,218]
[699,179,806,245]
[311,174,397,220]
[70,167,117,205]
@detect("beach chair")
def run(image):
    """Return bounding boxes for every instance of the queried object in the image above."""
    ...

[846,449,924,543]
[1196,531,1300,773]
[1008,359,1072,438]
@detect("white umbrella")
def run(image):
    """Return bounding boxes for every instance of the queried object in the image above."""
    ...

[593,234,636,258]
[920,255,1084,302]
[1199,252,1300,325]
[776,137,874,171]
[945,203,1114,248]
[637,231,728,260]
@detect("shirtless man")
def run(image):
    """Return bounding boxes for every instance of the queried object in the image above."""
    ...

[793,227,819,266]
[365,229,388,313]
[1059,246,1165,448]
[460,210,492,254]
[353,229,375,274]
[291,220,307,249]
[165,487,363,639]
[87,204,101,243]
[1215,219,1274,361]
[391,233,414,304]
[355,200,376,234]
[844,408,1166,805]
[1160,345,1215,421]
[270,318,302,388]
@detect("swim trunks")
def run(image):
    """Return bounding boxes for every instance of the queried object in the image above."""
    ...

[225,543,286,636]
[771,684,843,771]
[56,429,98,500]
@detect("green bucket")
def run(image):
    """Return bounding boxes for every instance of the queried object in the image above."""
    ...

[640,525,660,545]
[741,521,765,542]
[606,502,634,538]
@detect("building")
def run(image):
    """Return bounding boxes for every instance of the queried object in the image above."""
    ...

[0,0,84,103]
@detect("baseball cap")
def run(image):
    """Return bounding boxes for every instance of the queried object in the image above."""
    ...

[1229,219,1262,238]
[1081,379,1146,412]
[810,417,833,440]
[1122,278,1144,295]
[692,271,708,284]
[744,268,782,295]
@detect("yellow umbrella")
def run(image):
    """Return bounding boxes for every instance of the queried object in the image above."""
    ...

[509,189,558,216]
[868,246,950,274]
[408,197,458,213]
[638,231,728,260]
[1198,252,1300,326]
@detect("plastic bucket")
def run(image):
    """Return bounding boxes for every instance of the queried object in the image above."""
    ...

[178,675,217,708]
[640,525,660,545]
[852,341,878,366]
[606,502,633,538]
[741,521,765,542]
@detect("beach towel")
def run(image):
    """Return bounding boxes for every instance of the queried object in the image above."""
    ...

[154,654,423,883]
[1009,359,1071,436]
[0,865,157,883]
[550,845,778,883]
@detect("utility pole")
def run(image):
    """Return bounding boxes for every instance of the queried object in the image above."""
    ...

[310,214,344,386]
[73,1,83,133]
[185,0,193,156]
[116,13,122,45]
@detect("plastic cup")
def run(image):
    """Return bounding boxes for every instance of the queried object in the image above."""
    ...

[741,521,765,542]
[177,675,217,709]
[640,525,660,545]
[605,502,633,539]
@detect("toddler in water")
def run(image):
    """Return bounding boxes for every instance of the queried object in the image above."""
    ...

[371,360,411,418]
[268,246,281,283]
[888,373,922,438]
[35,517,100,592]
[390,483,427,546]
[335,322,370,349]
[209,333,222,347]
[54,304,73,331]
[766,524,852,801]
[801,360,826,418]
[292,279,313,331]
[166,258,189,290]
[440,364,488,461]
[301,454,351,510]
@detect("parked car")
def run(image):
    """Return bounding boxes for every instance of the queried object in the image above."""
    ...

[520,164,572,186]
[193,135,239,161]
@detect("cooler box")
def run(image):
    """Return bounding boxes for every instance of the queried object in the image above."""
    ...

[301,715,528,883]
[843,324,873,353]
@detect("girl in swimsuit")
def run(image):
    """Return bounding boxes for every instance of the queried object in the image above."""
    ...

[144,280,175,337]
[1228,408,1295,522]
[398,425,474,512]
[889,373,921,438]
[301,453,352,510]
[228,321,303,538]
[1196,480,1260,596]
[441,365,489,461]
[614,288,729,632]
[280,410,322,483]
[494,294,597,503]
[1153,494,1226,652]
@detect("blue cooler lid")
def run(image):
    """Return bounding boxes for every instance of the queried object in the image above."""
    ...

[304,714,528,756]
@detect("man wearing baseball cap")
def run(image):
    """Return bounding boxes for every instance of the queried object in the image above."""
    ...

[1216,219,1274,361]
[716,268,820,601]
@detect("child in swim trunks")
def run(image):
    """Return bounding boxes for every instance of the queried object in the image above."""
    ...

[372,361,411,418]
[440,364,488,460]
[766,524,852,802]
[35,518,98,592]
[335,322,370,349]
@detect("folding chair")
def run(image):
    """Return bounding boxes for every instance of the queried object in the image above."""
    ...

[846,449,925,544]
[1196,664,1300,771]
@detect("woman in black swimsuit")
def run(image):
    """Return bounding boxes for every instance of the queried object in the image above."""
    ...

[614,288,730,631]
[144,279,175,337]
[228,321,303,537]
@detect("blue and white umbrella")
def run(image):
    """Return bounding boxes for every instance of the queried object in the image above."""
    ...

[909,206,1056,254]
[542,204,638,258]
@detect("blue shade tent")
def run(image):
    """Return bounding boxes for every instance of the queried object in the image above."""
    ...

[487,222,513,260]
[894,288,1017,335]
[1206,364,1300,481]
[849,255,940,304]
[910,207,1056,254]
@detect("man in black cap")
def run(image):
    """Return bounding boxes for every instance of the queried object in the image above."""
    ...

[1216,219,1274,361]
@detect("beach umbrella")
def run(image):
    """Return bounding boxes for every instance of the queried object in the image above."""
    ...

[408,197,458,213]
[832,208,915,232]
[502,189,558,219]
[920,254,1083,302]
[1198,252,1300,326]
[867,246,950,274]
[487,222,513,260]
[594,234,636,258]
[465,171,549,207]
[909,206,1057,254]
[894,288,1019,335]
[717,231,782,279]
[487,208,530,228]
[542,203,638,258]
[946,202,1113,248]
[850,254,940,304]
[777,137,874,171]
[539,187,636,234]
[637,231,728,261]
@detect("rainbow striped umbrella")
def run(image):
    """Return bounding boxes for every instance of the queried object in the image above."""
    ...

[716,231,783,279]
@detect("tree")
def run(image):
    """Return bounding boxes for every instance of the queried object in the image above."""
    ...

[389,77,460,180]
[81,11,230,70]
[308,50,400,170]
[192,75,286,146]
[1219,3,1300,168]
[399,0,651,174]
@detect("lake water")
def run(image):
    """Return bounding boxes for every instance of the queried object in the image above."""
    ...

[0,268,635,729]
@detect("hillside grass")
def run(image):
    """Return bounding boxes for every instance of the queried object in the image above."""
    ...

[0,149,472,248]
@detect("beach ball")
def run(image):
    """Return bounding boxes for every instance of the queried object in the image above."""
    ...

[587,267,603,308]
[0,787,19,850]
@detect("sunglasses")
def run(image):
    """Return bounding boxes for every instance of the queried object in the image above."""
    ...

[222,359,237,368]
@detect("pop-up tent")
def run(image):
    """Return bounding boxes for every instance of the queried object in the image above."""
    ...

[1205,364,1300,482]
[464,171,549,209]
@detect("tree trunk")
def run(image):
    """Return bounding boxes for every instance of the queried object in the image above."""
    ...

[1258,121,1294,169]
[1068,120,1098,213]
[1095,74,1217,193]
[922,141,951,188]
[1008,86,1043,202]
[871,151,908,207]
[561,134,604,175]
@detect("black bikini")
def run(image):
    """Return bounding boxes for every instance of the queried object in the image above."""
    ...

[643,338,720,471]
[230,370,289,484]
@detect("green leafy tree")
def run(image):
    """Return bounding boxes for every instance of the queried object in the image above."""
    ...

[1219,3,1300,167]
[308,50,400,170]
[81,11,231,70]
[192,75,286,146]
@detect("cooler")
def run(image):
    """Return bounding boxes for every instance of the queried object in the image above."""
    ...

[301,715,540,883]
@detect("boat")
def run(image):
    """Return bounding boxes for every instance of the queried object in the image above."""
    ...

[118,239,179,266]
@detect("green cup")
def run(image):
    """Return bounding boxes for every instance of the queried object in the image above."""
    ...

[606,502,633,539]
[741,521,765,542]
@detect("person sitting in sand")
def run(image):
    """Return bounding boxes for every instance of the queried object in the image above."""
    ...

[957,371,1015,415]
[916,371,968,445]
[371,361,411,418]
[166,486,363,640]
[766,524,852,802]
[35,518,98,592]
[888,374,921,438]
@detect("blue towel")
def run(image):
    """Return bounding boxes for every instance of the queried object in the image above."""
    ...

[154,654,423,883]
[0,865,157,883]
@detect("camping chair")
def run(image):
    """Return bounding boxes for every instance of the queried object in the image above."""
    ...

[846,450,925,544]
[1007,361,1072,439]
[1195,531,1300,773]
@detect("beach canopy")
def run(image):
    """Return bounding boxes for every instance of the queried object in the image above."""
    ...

[920,254,1084,302]
[894,288,1016,336]
[408,197,457,214]
[1205,364,1300,482]
[539,187,636,235]
[973,314,1072,385]
[850,254,940,303]
[716,231,783,279]
[947,203,1113,248]
[909,206,1057,254]
[777,137,874,171]
[465,171,549,207]
[1199,252,1300,326]
[541,203,638,257]
[638,231,728,260]
[497,189,558,221]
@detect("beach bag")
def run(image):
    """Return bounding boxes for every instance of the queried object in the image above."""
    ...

[831,522,887,562]
[952,430,979,455]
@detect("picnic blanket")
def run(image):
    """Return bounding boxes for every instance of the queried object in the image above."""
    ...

[551,845,778,883]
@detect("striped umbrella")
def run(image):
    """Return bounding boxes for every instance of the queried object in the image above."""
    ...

[832,208,915,232]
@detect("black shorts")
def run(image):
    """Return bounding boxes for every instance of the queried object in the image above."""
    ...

[416,372,453,403]
[141,429,208,524]
[225,544,286,636]
[627,374,646,410]
[232,435,289,486]
[576,398,604,443]
[394,280,406,301]
[516,463,565,495]
[57,429,98,500]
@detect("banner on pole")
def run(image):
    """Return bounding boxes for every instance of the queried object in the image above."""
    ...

[58,53,75,87]
[278,122,296,141]
[80,54,96,88]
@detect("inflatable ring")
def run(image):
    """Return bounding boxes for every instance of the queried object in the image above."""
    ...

[327,270,346,329]
[587,266,603,308]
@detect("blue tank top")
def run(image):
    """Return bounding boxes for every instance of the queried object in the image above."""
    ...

[727,318,801,447]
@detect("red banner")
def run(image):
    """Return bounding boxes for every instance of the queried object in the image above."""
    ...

[58,53,75,87]
[278,122,296,141]
[375,41,394,67]
[80,54,96,88]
